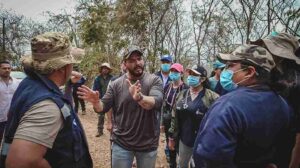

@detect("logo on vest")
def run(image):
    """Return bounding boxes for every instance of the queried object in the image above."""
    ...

[73,119,78,126]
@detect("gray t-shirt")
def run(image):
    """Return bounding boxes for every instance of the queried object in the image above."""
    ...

[102,72,163,151]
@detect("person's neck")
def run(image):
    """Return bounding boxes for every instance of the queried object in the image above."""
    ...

[47,71,64,87]
[127,72,143,81]
[214,74,220,80]
[101,74,108,78]
[1,76,11,84]
[172,80,182,88]
[242,78,258,88]
[190,85,203,93]
[161,71,169,76]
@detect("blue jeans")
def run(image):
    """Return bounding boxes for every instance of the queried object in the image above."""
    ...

[112,143,157,168]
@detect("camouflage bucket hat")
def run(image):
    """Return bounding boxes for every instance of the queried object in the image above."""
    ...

[250,33,300,64]
[218,44,275,72]
[21,32,84,74]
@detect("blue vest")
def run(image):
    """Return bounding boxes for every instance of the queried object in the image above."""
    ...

[0,71,93,168]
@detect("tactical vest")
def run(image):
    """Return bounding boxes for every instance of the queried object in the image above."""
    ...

[0,71,93,168]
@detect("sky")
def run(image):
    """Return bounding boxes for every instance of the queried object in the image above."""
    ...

[0,0,77,22]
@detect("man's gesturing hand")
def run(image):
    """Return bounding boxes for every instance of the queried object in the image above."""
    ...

[126,79,143,101]
[77,85,100,105]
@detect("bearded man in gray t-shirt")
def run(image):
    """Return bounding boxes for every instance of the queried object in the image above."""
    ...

[78,46,163,168]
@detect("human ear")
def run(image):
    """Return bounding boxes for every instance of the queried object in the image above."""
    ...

[244,66,256,78]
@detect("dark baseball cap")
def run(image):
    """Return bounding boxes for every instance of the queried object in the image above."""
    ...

[160,55,172,62]
[186,65,207,77]
[218,44,275,72]
[123,46,143,60]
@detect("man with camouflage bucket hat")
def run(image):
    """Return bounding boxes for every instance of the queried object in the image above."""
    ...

[251,32,300,168]
[193,44,293,168]
[0,32,93,168]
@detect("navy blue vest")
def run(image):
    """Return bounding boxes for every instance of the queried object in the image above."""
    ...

[0,71,93,168]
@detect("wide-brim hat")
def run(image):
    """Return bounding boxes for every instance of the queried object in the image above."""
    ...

[100,62,112,70]
[21,32,85,74]
[250,33,300,65]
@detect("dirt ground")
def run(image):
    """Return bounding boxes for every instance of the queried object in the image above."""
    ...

[78,103,168,168]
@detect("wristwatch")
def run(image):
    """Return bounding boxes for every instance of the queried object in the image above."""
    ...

[137,93,144,102]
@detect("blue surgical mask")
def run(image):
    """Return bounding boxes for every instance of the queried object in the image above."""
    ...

[161,64,171,72]
[220,69,237,91]
[220,68,247,91]
[187,75,200,87]
[169,72,181,81]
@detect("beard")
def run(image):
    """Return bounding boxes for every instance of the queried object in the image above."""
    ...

[127,65,144,77]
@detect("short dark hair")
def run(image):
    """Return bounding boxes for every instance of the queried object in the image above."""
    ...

[240,60,271,84]
[0,60,11,66]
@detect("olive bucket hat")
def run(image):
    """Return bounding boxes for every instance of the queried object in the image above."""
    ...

[250,32,300,65]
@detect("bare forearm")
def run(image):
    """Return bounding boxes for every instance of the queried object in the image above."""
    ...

[35,159,51,168]
[7,158,51,168]
[6,154,51,168]
[92,100,104,113]
[137,94,155,110]
[107,109,112,123]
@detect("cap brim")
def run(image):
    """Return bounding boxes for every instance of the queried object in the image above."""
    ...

[170,67,182,73]
[263,39,300,65]
[249,39,264,46]
[71,48,85,63]
[251,38,300,65]
[218,53,243,62]
[100,66,112,70]
[186,68,201,75]
[160,58,172,62]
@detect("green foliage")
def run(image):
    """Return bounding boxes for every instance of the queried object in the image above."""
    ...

[2,0,300,77]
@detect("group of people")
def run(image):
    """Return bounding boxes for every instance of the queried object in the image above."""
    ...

[0,31,299,168]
